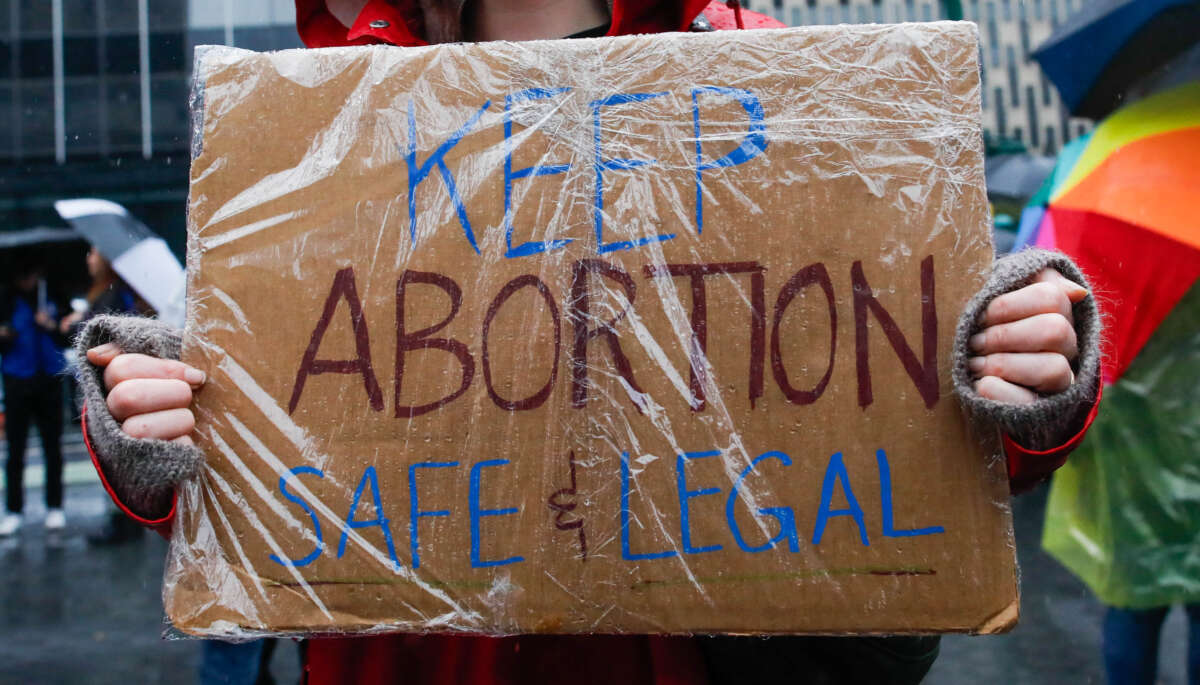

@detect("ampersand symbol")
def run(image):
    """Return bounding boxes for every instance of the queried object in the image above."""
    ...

[547,450,588,561]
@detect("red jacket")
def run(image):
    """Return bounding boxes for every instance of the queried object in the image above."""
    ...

[294,0,785,48]
[91,2,1100,683]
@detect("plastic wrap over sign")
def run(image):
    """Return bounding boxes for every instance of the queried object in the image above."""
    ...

[173,22,1012,637]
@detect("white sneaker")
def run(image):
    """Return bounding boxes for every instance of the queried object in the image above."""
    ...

[45,509,66,531]
[0,513,21,536]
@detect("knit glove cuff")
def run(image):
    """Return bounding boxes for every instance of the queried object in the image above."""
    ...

[952,249,1102,451]
[73,315,205,519]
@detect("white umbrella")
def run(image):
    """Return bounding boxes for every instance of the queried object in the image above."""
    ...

[53,198,185,327]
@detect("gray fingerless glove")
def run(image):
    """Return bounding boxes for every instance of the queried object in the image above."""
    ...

[952,248,1102,451]
[73,315,205,519]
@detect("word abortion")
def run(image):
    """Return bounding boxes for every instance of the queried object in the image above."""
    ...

[287,255,940,418]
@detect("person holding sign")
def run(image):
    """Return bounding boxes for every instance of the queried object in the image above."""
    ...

[72,1,1103,684]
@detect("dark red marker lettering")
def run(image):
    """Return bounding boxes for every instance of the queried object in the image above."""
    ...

[288,267,383,414]
[482,274,561,411]
[749,268,766,408]
[569,259,643,409]
[395,270,475,418]
[852,255,939,409]
[547,450,587,562]
[771,262,837,405]
[644,262,765,411]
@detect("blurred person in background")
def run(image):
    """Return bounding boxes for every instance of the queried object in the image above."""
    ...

[58,246,141,544]
[59,246,139,339]
[0,262,68,535]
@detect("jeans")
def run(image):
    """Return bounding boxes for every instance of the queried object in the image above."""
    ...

[198,639,274,685]
[3,374,63,513]
[1103,604,1200,685]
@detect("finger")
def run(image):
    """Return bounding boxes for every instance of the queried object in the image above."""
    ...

[968,352,1074,393]
[171,435,195,447]
[121,408,196,441]
[982,281,1073,326]
[1034,268,1089,304]
[970,313,1077,359]
[974,376,1038,405]
[86,342,122,366]
[107,378,195,422]
[103,353,206,391]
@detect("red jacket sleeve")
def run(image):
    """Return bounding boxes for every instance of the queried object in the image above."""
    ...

[1002,381,1102,494]
[82,405,177,539]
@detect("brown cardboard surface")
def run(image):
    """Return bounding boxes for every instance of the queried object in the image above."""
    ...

[171,22,1014,637]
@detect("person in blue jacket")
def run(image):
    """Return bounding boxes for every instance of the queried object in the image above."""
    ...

[0,262,68,535]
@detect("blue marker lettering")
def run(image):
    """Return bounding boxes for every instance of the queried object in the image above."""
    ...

[468,459,524,567]
[877,449,945,538]
[726,450,799,553]
[269,466,325,568]
[405,99,491,254]
[337,466,401,570]
[812,452,870,546]
[590,92,676,254]
[620,451,678,561]
[504,87,574,258]
[691,87,767,233]
[676,450,724,554]
[408,460,459,569]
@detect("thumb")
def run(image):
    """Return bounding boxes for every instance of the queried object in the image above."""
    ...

[86,342,122,367]
[1036,268,1089,304]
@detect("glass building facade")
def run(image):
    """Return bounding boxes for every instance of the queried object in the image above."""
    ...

[0,0,300,254]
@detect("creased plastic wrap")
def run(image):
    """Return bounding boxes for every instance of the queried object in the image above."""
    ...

[171,22,1011,638]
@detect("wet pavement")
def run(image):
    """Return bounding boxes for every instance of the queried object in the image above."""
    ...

[0,456,1190,684]
[926,485,1191,685]
[0,430,301,685]
[0,482,303,685]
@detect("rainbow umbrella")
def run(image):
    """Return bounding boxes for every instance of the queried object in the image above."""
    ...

[1040,80,1200,610]
[1032,0,1200,119]
[1027,80,1200,385]
[1010,133,1091,253]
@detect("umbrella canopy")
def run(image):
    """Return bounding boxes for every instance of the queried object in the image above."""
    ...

[1051,83,1200,247]
[984,154,1056,199]
[0,226,83,250]
[1009,134,1091,254]
[0,227,90,310]
[54,199,185,327]
[1025,81,1200,384]
[1033,0,1200,119]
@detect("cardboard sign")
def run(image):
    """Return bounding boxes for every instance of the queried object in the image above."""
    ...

[171,22,1014,637]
